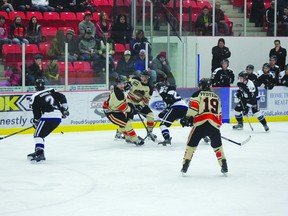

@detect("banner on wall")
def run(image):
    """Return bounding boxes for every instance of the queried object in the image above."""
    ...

[1,86,288,129]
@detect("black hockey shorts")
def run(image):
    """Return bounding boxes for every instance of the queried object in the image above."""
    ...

[235,102,259,114]
[105,112,128,127]
[187,121,222,148]
[160,106,188,127]
[34,118,61,138]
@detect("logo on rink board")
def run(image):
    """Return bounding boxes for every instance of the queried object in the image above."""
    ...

[90,92,110,118]
[0,94,32,112]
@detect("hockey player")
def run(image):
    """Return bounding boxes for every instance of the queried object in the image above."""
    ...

[279,64,288,86]
[211,59,235,87]
[257,63,276,90]
[27,79,69,162]
[245,64,258,85]
[155,81,188,145]
[181,78,227,174]
[126,70,157,141]
[233,71,269,132]
[103,75,144,145]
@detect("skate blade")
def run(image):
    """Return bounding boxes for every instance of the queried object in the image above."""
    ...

[30,158,46,164]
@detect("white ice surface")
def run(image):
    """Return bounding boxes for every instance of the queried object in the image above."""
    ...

[0,122,288,216]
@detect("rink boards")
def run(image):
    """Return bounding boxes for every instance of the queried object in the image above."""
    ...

[1,86,288,135]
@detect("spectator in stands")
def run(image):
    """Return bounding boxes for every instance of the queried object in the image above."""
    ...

[129,29,153,60]
[0,66,21,86]
[278,64,288,86]
[12,0,31,12]
[211,58,234,87]
[111,14,133,45]
[257,63,276,89]
[250,0,265,27]
[92,50,118,84]
[30,0,55,12]
[50,0,70,13]
[78,27,98,61]
[47,30,65,61]
[95,12,112,39]
[269,39,287,71]
[196,6,212,36]
[80,0,97,12]
[9,16,29,45]
[45,56,62,85]
[26,54,47,86]
[268,55,281,83]
[133,49,156,87]
[213,2,229,36]
[278,7,288,36]
[0,15,12,47]
[116,50,136,78]
[151,51,176,86]
[265,1,278,36]
[66,0,78,12]
[26,16,42,45]
[0,0,14,12]
[65,29,78,62]
[96,34,115,60]
[78,10,96,38]
[211,38,231,72]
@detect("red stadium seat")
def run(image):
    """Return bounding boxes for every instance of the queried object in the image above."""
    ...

[24,44,40,62]
[39,42,50,60]
[2,44,22,66]
[73,61,95,84]
[93,12,100,21]
[8,11,28,26]
[60,12,78,29]
[58,61,77,84]
[58,27,75,35]
[42,27,57,42]
[26,11,44,25]
[43,12,63,27]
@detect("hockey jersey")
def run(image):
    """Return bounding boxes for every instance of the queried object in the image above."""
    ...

[29,88,67,120]
[126,77,152,107]
[211,67,235,87]
[103,86,131,113]
[237,80,258,105]
[187,90,222,128]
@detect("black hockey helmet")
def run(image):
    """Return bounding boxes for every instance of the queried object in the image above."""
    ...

[262,63,271,70]
[198,78,211,90]
[35,79,45,91]
[155,81,168,92]
[115,75,127,84]
[238,71,248,80]
[140,70,150,79]
[246,64,254,70]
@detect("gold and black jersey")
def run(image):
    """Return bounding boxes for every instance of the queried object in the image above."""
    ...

[187,90,222,128]
[127,77,152,107]
[103,86,130,113]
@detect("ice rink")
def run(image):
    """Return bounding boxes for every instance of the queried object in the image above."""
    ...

[0,122,288,216]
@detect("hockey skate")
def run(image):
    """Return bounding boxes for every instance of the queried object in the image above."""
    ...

[221,159,228,174]
[126,136,145,146]
[158,137,172,146]
[147,132,157,142]
[232,123,243,130]
[114,130,125,140]
[263,124,269,132]
[27,149,46,163]
[181,159,190,174]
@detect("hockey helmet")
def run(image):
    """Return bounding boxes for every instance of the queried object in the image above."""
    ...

[246,64,254,70]
[115,75,127,84]
[35,79,45,91]
[262,63,271,70]
[238,71,248,80]
[140,70,150,79]
[155,81,168,92]
[198,78,211,91]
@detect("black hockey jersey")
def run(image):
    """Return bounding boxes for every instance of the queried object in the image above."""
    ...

[158,85,188,109]
[211,67,235,87]
[237,80,258,105]
[29,88,68,120]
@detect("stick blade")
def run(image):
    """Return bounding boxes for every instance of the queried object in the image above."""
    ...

[240,135,251,146]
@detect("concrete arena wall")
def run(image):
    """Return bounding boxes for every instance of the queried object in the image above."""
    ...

[1,86,288,136]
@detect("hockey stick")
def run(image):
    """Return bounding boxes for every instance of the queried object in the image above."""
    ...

[221,135,251,146]
[141,113,175,125]
[137,112,157,142]
[239,100,254,131]
[0,126,34,141]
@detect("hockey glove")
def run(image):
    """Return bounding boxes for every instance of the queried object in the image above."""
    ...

[30,118,39,129]
[235,90,243,99]
[61,110,70,118]
[158,110,168,118]
[180,116,194,127]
